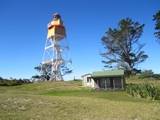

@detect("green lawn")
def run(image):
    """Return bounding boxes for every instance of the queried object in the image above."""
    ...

[0,80,160,120]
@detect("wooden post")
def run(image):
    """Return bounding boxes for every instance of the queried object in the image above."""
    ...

[113,78,115,89]
[96,79,98,88]
[96,79,100,89]
[121,76,124,89]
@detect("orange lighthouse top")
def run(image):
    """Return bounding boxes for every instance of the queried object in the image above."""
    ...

[47,13,66,40]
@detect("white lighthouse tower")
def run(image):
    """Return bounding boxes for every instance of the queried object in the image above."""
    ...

[41,13,71,81]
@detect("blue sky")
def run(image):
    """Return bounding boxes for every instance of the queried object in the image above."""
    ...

[0,0,159,79]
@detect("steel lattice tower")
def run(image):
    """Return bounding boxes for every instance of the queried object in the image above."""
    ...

[41,13,71,81]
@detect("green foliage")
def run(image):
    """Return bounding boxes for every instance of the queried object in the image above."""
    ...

[138,70,160,80]
[141,70,154,76]
[101,18,148,76]
[126,83,160,100]
[33,63,72,81]
[138,74,160,80]
[33,64,51,81]
[0,77,31,86]
[153,10,160,40]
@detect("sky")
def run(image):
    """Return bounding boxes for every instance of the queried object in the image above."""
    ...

[0,0,160,80]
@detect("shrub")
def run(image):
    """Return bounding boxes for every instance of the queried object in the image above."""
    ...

[126,83,160,100]
[138,70,160,80]
[0,79,32,86]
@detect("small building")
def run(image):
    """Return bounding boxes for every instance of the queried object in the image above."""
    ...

[82,70,125,90]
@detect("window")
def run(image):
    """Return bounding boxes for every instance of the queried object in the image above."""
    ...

[114,77,122,88]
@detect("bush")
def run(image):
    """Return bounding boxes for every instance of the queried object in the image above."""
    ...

[126,83,160,100]
[0,79,32,86]
[138,74,160,80]
[138,70,160,80]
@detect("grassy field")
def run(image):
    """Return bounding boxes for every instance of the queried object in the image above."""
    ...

[0,80,160,120]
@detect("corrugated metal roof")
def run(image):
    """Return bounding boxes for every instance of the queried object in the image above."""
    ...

[81,73,92,77]
[92,69,124,77]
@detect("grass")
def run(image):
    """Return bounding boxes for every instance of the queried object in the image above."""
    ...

[126,75,160,86]
[0,80,160,120]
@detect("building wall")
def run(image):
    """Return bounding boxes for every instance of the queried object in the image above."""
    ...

[95,76,124,89]
[82,74,96,88]
[82,75,125,89]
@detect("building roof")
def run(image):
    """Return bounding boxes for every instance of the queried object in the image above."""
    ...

[81,73,92,78]
[92,69,124,77]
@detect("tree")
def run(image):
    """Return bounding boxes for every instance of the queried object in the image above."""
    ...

[101,18,148,75]
[153,10,160,41]
[33,64,51,81]
[33,63,72,81]
[142,69,154,75]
